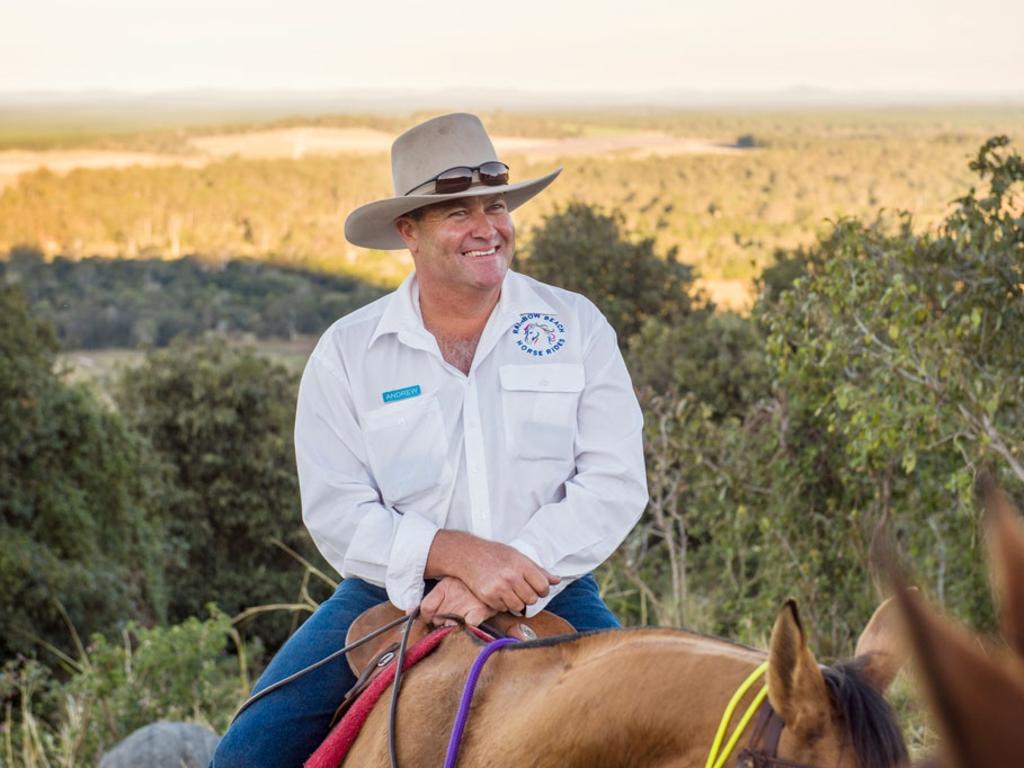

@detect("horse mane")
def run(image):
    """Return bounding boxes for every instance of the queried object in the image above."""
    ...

[822,658,908,768]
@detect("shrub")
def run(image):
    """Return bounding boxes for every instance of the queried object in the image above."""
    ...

[115,338,330,645]
[1,609,251,767]
[0,286,169,662]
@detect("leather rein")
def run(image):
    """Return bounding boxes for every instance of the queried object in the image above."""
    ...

[229,607,421,768]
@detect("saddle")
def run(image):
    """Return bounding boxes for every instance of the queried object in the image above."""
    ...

[333,603,574,723]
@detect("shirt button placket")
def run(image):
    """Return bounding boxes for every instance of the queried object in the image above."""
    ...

[462,377,492,539]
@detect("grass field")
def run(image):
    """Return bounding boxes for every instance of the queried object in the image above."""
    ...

[60,336,317,401]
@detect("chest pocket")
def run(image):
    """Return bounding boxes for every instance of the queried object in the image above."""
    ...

[500,363,585,461]
[360,393,452,507]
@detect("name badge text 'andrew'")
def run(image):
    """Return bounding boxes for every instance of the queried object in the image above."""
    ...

[382,385,422,403]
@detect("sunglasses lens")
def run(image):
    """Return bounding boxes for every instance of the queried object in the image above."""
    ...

[478,162,510,186]
[434,167,474,194]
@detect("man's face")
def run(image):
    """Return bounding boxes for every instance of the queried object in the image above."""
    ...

[396,194,515,298]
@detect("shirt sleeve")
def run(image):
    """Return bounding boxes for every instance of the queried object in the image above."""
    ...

[507,310,649,617]
[294,350,438,611]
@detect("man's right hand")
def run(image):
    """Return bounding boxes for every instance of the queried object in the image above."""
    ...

[425,530,560,614]
[419,576,494,627]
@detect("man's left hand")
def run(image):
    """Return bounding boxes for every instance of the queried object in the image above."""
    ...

[419,576,496,627]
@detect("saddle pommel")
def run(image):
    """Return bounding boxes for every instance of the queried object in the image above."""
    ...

[345,602,575,676]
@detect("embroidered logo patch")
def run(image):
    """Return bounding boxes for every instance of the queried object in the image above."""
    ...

[382,385,421,403]
[511,313,566,357]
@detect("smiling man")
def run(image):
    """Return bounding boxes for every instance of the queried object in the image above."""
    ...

[212,113,648,767]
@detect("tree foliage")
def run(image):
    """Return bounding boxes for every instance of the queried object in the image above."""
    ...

[627,311,770,420]
[520,201,706,339]
[607,137,1023,654]
[0,110,1010,283]
[2,250,385,349]
[115,339,328,643]
[0,287,169,660]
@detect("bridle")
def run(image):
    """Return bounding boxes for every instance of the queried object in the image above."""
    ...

[705,661,837,768]
[735,699,816,768]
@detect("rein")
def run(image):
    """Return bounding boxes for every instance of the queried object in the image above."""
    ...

[443,636,520,768]
[228,607,421,768]
[229,610,415,723]
[704,661,818,768]
[705,662,769,768]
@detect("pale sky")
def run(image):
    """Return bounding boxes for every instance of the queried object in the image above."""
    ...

[2,0,1022,94]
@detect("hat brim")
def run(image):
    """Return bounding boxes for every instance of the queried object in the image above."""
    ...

[344,168,562,250]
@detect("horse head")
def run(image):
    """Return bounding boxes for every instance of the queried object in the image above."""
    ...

[765,597,909,768]
[896,477,1024,767]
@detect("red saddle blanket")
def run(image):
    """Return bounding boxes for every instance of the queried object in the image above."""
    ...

[305,624,492,768]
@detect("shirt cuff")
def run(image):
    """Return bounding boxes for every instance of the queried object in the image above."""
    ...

[508,537,574,618]
[523,580,572,617]
[385,510,439,611]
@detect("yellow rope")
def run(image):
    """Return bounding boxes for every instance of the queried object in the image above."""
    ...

[703,661,769,768]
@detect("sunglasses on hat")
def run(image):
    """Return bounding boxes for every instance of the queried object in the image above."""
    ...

[405,161,510,196]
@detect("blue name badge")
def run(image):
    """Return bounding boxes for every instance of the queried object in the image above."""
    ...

[382,384,422,404]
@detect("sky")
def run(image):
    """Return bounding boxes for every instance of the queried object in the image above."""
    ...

[2,0,1022,95]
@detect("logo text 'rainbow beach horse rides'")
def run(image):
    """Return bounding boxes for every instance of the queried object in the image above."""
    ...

[511,313,566,357]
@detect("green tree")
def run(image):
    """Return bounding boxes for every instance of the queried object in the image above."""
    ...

[627,312,770,419]
[0,287,168,661]
[761,136,1024,631]
[606,138,1022,657]
[115,339,328,644]
[520,202,706,340]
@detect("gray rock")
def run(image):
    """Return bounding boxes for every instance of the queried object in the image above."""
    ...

[99,721,220,768]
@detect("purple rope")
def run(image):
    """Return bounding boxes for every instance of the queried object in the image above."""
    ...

[443,636,519,768]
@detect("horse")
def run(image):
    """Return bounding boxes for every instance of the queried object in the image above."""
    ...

[335,597,909,767]
[895,476,1024,768]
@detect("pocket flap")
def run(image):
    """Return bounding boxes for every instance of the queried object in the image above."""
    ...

[361,392,439,431]
[499,364,585,393]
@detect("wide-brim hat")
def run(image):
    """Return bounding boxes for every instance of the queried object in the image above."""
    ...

[344,113,561,250]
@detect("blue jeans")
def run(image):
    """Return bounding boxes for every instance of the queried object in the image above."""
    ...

[211,574,617,768]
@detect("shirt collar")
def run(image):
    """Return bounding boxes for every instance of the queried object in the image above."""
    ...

[367,269,557,350]
[495,270,557,323]
[367,271,425,349]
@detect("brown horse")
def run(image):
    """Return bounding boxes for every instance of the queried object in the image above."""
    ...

[896,477,1024,768]
[338,598,909,767]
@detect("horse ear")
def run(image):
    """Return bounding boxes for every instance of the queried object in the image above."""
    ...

[767,600,831,739]
[853,594,908,693]
[896,586,1024,767]
[980,477,1024,658]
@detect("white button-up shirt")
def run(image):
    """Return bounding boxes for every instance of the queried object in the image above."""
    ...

[295,269,648,615]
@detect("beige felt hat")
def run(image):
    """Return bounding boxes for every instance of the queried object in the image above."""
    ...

[344,113,561,250]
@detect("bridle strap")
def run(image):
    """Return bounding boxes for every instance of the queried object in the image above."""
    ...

[747,700,784,755]
[735,700,784,767]
[735,700,817,768]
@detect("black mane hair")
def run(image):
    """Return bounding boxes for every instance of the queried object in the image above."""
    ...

[822,658,908,768]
